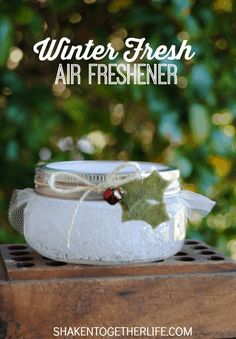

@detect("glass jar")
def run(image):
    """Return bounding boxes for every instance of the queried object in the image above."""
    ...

[9,161,215,264]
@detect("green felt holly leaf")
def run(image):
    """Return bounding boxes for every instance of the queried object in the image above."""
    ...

[121,200,168,227]
[122,170,169,209]
[120,170,169,228]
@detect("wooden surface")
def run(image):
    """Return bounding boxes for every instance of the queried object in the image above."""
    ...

[0,240,236,338]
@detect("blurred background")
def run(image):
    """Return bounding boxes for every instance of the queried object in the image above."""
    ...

[0,0,235,258]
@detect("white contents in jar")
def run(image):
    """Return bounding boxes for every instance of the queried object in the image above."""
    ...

[24,190,186,264]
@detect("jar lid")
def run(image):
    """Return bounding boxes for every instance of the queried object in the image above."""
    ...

[35,160,180,199]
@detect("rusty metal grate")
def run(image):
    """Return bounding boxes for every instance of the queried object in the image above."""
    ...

[0,240,235,281]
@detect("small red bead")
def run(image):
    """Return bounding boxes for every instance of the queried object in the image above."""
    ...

[103,187,123,205]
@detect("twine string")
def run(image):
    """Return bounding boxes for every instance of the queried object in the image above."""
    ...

[47,162,142,248]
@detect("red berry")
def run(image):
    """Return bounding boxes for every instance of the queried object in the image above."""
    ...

[103,187,123,205]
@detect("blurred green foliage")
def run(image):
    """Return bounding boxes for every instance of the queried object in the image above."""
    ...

[0,0,236,258]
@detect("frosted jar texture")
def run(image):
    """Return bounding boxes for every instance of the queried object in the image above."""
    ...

[24,191,187,264]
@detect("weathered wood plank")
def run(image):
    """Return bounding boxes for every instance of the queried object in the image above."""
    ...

[0,241,236,338]
[0,273,236,338]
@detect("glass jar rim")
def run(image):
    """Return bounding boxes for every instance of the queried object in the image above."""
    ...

[39,160,179,177]
[34,160,180,199]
